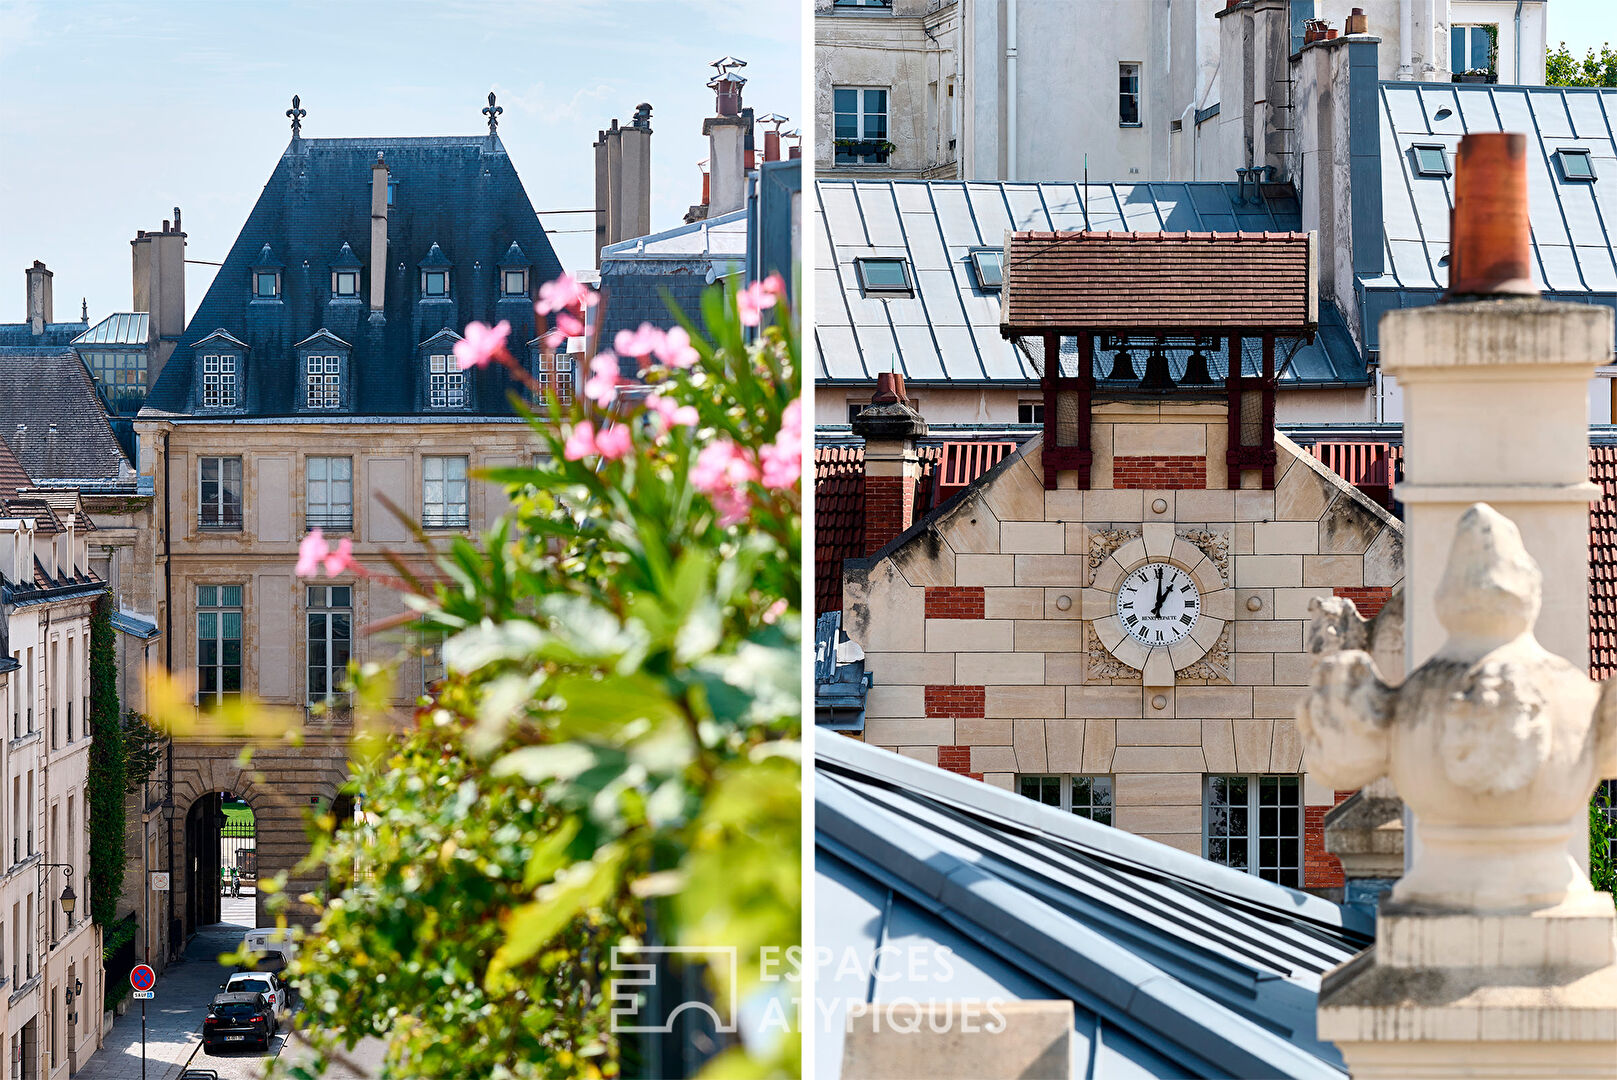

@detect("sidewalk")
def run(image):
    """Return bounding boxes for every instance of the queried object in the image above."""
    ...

[75,916,251,1080]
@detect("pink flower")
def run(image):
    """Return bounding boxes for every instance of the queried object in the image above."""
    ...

[691,440,760,526]
[737,275,785,327]
[614,323,666,359]
[295,529,355,578]
[595,423,633,460]
[646,394,699,431]
[758,398,802,490]
[453,320,511,370]
[652,326,700,369]
[535,273,599,316]
[554,311,584,339]
[762,598,788,625]
[584,353,621,407]
[562,420,632,461]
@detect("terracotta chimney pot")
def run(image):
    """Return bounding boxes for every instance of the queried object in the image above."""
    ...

[1446,132,1537,300]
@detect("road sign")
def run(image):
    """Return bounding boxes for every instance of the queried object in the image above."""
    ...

[132,990,154,1000]
[150,873,169,891]
[130,964,155,992]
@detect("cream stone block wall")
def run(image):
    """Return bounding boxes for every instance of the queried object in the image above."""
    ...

[843,419,1407,876]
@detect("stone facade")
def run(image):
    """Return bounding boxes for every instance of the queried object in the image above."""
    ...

[842,401,1403,887]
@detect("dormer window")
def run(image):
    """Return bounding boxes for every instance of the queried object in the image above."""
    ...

[502,269,527,297]
[420,329,470,411]
[254,271,280,299]
[295,329,351,412]
[194,329,248,411]
[419,242,453,300]
[333,271,359,297]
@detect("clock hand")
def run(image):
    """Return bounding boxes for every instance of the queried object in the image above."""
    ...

[1151,578,1168,618]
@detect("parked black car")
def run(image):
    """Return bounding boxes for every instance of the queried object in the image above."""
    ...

[202,991,277,1052]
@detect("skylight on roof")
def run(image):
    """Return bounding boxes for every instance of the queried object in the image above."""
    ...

[1412,144,1451,178]
[1556,148,1596,181]
[855,257,912,295]
[970,249,1004,290]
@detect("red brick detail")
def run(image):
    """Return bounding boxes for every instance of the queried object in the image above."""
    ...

[925,686,986,719]
[1303,804,1344,889]
[1112,455,1206,490]
[1334,789,1355,806]
[937,745,973,775]
[925,586,986,620]
[864,474,917,556]
[1333,586,1394,619]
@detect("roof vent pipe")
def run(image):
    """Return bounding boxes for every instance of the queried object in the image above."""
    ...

[1444,132,1537,301]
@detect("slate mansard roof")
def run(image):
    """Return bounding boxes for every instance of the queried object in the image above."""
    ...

[0,351,130,482]
[815,179,1367,389]
[142,135,563,419]
[817,733,1372,1079]
[1362,83,1617,351]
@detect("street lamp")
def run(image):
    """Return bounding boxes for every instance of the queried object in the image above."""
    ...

[39,864,76,919]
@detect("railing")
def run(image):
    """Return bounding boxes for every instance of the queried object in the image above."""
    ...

[306,511,354,532]
[198,510,243,530]
[421,510,469,529]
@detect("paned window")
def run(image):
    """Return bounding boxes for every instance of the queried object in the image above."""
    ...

[201,355,238,408]
[305,456,353,532]
[1018,401,1045,424]
[332,270,360,297]
[306,355,341,409]
[1412,143,1451,177]
[83,350,147,413]
[196,585,243,710]
[1557,148,1596,181]
[1450,24,1494,74]
[502,269,528,297]
[834,87,889,165]
[1119,63,1142,126]
[422,456,469,528]
[306,585,352,709]
[533,353,575,408]
[253,271,279,299]
[422,270,449,298]
[855,257,912,295]
[1206,774,1302,886]
[970,249,1004,290]
[1016,774,1114,825]
[428,354,466,408]
[198,456,243,529]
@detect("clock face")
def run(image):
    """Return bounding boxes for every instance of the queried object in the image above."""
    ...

[1116,562,1200,647]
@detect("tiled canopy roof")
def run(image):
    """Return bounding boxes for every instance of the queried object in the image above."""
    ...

[1001,231,1316,334]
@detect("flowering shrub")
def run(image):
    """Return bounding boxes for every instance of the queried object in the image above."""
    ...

[280,275,801,1079]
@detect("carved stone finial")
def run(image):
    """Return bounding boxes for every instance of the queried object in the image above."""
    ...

[483,91,503,135]
[1298,503,1617,911]
[286,94,306,137]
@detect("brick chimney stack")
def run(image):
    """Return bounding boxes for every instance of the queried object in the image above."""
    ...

[24,261,52,336]
[851,372,928,556]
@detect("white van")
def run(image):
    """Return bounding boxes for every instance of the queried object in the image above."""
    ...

[240,927,296,967]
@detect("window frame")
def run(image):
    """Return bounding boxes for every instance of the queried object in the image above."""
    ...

[1556,148,1596,182]
[1017,400,1045,425]
[252,270,280,300]
[1411,143,1452,177]
[427,353,467,409]
[1450,23,1496,75]
[305,456,354,533]
[501,268,528,298]
[422,455,470,529]
[305,354,342,410]
[82,348,147,413]
[195,584,244,711]
[1015,774,1115,825]
[331,269,360,298]
[833,86,890,166]
[1204,773,1303,887]
[969,248,1005,291]
[197,456,244,530]
[1119,62,1142,127]
[305,585,353,710]
[200,354,240,409]
[854,257,914,296]
[421,269,451,299]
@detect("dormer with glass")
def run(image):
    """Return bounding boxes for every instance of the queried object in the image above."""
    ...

[419,242,453,302]
[193,329,249,412]
[295,329,352,412]
[251,244,283,302]
[498,240,531,302]
[420,328,471,411]
[330,242,363,301]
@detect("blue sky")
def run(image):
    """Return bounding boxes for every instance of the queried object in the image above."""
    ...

[0,0,802,323]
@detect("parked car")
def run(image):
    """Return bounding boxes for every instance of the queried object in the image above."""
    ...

[202,992,276,1052]
[240,926,296,967]
[221,970,289,1016]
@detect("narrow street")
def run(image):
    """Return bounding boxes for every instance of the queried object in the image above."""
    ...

[75,897,383,1080]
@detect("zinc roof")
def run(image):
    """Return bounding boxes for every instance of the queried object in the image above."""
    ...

[815,180,1367,388]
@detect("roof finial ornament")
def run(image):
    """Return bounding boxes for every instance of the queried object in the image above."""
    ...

[80,298,87,323]
[286,94,307,137]
[483,91,503,135]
